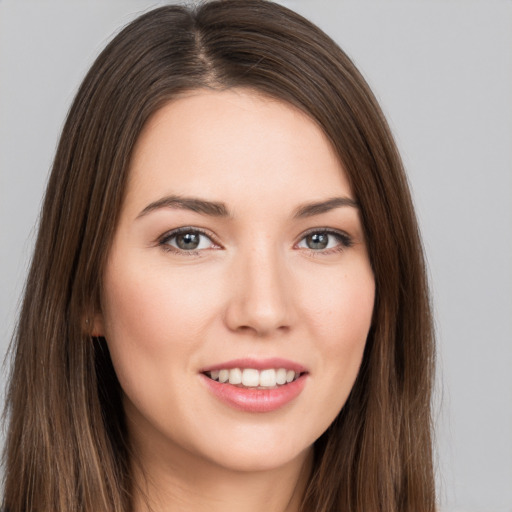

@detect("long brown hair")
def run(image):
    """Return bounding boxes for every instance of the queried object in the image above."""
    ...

[2,1,435,511]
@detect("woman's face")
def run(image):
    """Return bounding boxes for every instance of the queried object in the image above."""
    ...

[95,89,375,474]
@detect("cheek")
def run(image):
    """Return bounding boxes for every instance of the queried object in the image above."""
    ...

[301,264,374,404]
[103,258,218,339]
[305,265,375,348]
[99,259,221,390]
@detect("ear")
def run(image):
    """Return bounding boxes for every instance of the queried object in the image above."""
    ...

[91,312,105,337]
[83,311,105,337]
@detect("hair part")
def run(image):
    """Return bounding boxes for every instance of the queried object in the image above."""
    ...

[2,1,435,511]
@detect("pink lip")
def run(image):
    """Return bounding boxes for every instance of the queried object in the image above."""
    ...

[200,373,307,413]
[200,357,308,373]
[199,358,308,413]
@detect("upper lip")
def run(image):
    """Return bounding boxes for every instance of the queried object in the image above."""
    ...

[200,357,308,373]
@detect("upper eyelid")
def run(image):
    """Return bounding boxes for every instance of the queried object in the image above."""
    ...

[295,227,352,244]
[297,227,349,238]
[158,226,219,244]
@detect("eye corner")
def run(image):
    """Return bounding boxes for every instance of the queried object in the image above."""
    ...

[157,226,222,255]
[295,228,353,254]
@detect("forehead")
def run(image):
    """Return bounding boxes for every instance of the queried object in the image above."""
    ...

[124,88,353,217]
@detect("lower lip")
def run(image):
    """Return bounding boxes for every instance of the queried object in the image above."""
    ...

[200,374,307,413]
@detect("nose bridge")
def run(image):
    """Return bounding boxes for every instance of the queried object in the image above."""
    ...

[225,236,294,336]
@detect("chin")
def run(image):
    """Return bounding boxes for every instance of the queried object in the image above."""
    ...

[189,423,316,474]
[206,442,312,474]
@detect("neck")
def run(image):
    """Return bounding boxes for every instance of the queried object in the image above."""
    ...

[130,441,313,512]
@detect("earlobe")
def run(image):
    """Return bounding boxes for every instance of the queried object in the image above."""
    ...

[83,313,105,337]
[91,313,105,337]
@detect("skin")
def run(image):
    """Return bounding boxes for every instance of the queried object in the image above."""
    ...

[94,88,375,512]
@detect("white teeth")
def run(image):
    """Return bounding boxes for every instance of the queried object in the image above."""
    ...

[276,368,287,385]
[242,368,260,387]
[228,368,242,385]
[207,367,301,387]
[259,369,276,387]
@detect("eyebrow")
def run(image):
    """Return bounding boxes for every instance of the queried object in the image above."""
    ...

[137,195,231,219]
[136,194,358,220]
[292,196,359,218]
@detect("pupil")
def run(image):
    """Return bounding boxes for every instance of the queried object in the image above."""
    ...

[177,232,200,250]
[307,232,328,250]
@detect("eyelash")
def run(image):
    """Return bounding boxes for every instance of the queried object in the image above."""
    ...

[157,226,353,256]
[158,227,218,256]
[298,228,353,256]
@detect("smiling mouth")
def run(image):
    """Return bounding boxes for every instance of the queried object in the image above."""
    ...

[203,368,304,389]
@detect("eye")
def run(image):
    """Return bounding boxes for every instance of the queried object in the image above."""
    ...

[159,227,218,253]
[297,229,352,252]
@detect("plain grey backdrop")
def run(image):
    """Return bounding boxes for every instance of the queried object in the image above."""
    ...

[1,1,511,511]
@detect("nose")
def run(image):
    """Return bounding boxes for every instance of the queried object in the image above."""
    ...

[223,245,296,337]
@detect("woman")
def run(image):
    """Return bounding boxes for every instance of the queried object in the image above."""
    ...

[2,1,435,511]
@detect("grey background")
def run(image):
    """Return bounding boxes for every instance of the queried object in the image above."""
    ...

[1,1,511,511]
